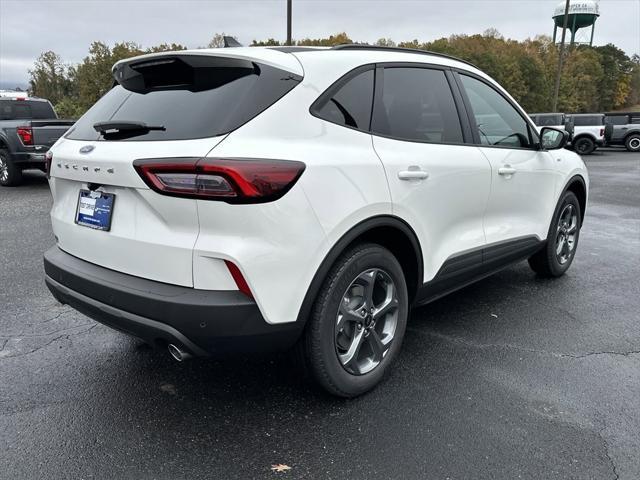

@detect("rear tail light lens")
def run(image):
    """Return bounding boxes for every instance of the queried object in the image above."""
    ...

[133,157,305,204]
[17,126,33,145]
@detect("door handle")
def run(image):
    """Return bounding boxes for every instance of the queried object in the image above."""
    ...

[498,166,517,176]
[398,168,429,181]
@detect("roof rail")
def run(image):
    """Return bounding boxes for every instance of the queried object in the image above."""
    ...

[331,44,478,69]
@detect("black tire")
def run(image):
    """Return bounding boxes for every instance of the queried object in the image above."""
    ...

[301,243,408,397]
[0,149,23,187]
[528,191,581,277]
[625,134,640,152]
[573,137,596,156]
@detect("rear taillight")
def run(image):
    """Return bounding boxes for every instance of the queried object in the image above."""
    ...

[133,157,306,204]
[45,151,53,179]
[17,126,33,145]
[600,128,605,136]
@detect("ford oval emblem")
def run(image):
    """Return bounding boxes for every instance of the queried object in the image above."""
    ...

[79,145,95,154]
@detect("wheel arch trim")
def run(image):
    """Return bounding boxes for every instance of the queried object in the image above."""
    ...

[560,174,588,222]
[295,215,423,326]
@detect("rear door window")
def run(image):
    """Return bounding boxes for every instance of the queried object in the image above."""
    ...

[66,55,301,141]
[535,114,564,127]
[312,68,374,131]
[572,115,604,126]
[372,67,463,144]
[606,115,628,125]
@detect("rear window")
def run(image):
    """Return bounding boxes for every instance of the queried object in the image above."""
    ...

[0,100,56,120]
[572,115,604,126]
[66,55,301,141]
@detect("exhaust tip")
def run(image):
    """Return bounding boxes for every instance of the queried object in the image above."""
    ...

[168,343,191,362]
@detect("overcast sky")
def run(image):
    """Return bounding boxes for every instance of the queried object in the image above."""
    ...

[1,0,639,88]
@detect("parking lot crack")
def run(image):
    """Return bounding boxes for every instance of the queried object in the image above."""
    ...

[570,350,640,359]
[598,428,620,480]
[0,324,97,359]
[0,322,96,340]
[410,329,640,360]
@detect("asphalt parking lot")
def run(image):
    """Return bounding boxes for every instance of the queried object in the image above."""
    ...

[1,149,639,479]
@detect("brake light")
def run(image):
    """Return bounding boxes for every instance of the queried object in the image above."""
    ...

[224,260,254,299]
[45,151,53,179]
[17,126,33,145]
[133,157,306,204]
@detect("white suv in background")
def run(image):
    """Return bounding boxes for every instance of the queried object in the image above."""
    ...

[44,45,588,397]
[566,113,606,155]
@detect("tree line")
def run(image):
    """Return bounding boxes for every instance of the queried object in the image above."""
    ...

[27,31,640,119]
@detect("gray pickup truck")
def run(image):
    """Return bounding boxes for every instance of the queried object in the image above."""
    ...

[604,112,640,152]
[0,92,75,186]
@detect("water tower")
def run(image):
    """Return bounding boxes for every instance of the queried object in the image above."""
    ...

[552,0,600,46]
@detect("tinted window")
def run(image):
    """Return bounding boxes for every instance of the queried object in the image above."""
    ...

[372,67,463,143]
[461,75,533,148]
[314,69,374,130]
[534,114,564,127]
[606,115,628,125]
[0,100,56,120]
[67,56,300,141]
[630,116,640,125]
[572,115,604,126]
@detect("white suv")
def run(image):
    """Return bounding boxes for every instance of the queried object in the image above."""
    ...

[44,45,588,397]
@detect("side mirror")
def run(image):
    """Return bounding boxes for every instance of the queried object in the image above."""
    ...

[540,127,569,150]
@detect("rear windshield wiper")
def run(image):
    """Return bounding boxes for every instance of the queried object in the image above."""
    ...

[93,121,166,134]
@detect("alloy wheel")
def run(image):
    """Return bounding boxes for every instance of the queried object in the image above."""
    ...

[335,268,399,375]
[556,204,578,265]
[629,138,640,150]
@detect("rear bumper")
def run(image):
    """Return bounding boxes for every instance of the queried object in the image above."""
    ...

[11,151,46,166]
[43,246,302,356]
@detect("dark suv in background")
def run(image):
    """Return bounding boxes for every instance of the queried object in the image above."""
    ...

[604,112,640,152]
[0,91,74,186]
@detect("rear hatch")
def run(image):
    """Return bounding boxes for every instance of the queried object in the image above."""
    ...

[49,49,302,287]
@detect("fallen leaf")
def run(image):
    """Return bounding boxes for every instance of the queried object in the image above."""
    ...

[271,464,292,473]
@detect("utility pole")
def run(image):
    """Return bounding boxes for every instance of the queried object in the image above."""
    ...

[552,0,570,112]
[286,0,292,46]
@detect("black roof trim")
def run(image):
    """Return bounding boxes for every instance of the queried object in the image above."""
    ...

[330,44,478,69]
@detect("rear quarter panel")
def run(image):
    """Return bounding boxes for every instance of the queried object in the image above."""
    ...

[195,54,393,324]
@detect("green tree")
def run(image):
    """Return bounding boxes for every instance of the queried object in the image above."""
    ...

[251,38,282,46]
[297,32,352,46]
[28,51,73,105]
[74,41,143,112]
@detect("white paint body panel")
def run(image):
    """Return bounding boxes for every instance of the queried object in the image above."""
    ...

[371,138,491,281]
[479,147,563,244]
